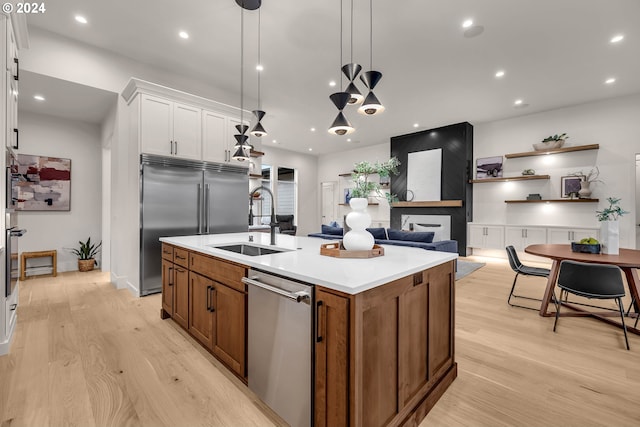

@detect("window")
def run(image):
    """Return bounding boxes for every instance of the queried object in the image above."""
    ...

[257,164,297,223]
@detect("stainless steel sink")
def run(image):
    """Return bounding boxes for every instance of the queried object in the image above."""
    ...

[211,244,291,256]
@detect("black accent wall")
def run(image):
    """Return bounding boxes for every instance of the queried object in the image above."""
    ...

[390,122,473,256]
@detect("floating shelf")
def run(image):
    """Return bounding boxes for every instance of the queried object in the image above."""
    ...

[338,172,354,177]
[249,150,265,157]
[249,174,262,178]
[391,200,463,208]
[339,203,379,206]
[469,175,550,183]
[504,144,599,159]
[505,198,599,204]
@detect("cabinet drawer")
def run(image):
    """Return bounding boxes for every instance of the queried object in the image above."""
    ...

[189,252,246,292]
[161,243,174,261]
[174,247,189,268]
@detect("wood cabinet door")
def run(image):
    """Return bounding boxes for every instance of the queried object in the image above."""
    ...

[172,265,189,329]
[428,262,455,379]
[315,288,349,427]
[189,272,214,348]
[212,282,246,378]
[161,259,174,316]
[172,102,202,160]
[202,109,227,163]
[140,94,173,156]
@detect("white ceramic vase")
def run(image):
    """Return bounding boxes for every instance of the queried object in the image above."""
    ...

[342,198,374,251]
[600,220,619,255]
[578,181,591,199]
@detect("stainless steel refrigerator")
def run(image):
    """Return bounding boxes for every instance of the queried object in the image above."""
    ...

[140,154,249,296]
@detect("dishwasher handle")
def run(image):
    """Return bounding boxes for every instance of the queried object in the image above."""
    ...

[242,276,310,304]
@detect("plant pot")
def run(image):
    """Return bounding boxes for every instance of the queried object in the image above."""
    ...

[532,139,565,151]
[600,220,619,255]
[578,181,592,198]
[78,258,96,272]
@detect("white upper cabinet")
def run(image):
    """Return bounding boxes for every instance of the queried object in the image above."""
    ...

[140,95,201,160]
[202,109,227,163]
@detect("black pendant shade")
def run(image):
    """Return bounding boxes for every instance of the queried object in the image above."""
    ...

[341,63,362,81]
[341,63,364,105]
[235,124,249,134]
[234,134,249,147]
[345,81,363,105]
[232,144,250,161]
[328,111,355,135]
[358,90,385,115]
[235,0,261,10]
[252,109,266,121]
[330,92,351,110]
[360,70,382,90]
[250,121,267,137]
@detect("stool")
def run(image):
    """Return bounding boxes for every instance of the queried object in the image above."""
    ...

[20,250,57,281]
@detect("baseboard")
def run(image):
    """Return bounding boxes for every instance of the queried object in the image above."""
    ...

[0,320,16,356]
[125,280,139,297]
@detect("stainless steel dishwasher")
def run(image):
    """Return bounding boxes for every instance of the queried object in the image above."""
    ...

[242,269,313,427]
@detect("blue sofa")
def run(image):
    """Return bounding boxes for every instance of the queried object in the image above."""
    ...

[308,225,458,254]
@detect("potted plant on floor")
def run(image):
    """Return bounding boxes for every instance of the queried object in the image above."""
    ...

[344,157,400,250]
[71,237,102,272]
[596,197,628,255]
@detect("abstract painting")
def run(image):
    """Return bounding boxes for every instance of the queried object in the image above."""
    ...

[12,154,71,211]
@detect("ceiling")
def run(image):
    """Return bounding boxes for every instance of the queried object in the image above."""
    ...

[22,0,640,155]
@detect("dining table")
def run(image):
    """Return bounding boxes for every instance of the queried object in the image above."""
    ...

[524,244,640,335]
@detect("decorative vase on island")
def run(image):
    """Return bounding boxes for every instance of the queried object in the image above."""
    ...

[600,220,619,255]
[578,181,592,199]
[343,198,374,251]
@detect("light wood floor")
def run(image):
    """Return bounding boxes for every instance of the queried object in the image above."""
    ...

[1,260,639,427]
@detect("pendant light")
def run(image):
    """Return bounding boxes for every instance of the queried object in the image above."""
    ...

[342,0,363,105]
[232,3,251,161]
[250,8,268,137]
[358,0,385,115]
[329,0,355,135]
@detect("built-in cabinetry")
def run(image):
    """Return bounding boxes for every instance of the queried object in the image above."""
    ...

[315,260,456,426]
[122,78,251,166]
[468,224,505,249]
[504,226,547,251]
[547,228,599,245]
[161,243,247,380]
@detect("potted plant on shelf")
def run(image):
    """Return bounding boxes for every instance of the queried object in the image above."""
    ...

[570,166,603,198]
[344,157,400,251]
[533,133,569,151]
[70,237,102,272]
[596,197,628,255]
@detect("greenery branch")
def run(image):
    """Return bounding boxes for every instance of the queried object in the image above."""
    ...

[596,197,628,221]
[569,166,603,184]
[350,157,401,204]
[542,133,569,143]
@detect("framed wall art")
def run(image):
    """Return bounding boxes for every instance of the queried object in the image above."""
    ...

[476,156,503,179]
[560,175,584,198]
[12,154,71,211]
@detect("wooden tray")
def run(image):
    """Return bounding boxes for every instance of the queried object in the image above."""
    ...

[320,242,384,258]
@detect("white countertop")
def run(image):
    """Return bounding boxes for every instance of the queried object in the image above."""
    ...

[160,233,458,294]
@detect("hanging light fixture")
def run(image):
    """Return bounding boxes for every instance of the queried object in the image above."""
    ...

[358,0,385,115]
[232,2,251,161]
[329,0,355,135]
[250,7,268,137]
[342,0,363,105]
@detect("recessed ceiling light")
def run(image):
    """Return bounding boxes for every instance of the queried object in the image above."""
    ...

[34,95,45,101]
[310,127,316,132]
[74,15,88,24]
[605,77,616,84]
[179,31,189,39]
[329,81,336,87]
[610,34,624,43]
[308,148,313,151]
[347,138,351,142]
[272,139,277,143]
[495,70,505,78]
[514,99,523,105]
[462,19,473,28]
[256,64,264,71]
[413,123,419,128]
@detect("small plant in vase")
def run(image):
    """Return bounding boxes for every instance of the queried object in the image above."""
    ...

[70,237,102,272]
[570,166,603,199]
[596,197,628,255]
[344,157,400,251]
[533,133,569,151]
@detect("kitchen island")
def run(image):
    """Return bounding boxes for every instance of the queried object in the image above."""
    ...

[160,232,458,427]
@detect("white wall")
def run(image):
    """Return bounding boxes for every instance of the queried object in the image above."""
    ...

[317,143,392,229]
[261,146,318,236]
[473,93,640,249]
[17,111,102,272]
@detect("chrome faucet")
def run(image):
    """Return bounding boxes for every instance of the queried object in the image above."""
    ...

[249,186,277,245]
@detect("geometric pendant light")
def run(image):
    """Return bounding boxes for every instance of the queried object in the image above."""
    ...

[250,8,268,137]
[328,92,355,135]
[358,0,385,115]
[342,0,363,105]
[232,3,252,161]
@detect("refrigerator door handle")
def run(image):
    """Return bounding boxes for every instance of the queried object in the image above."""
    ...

[205,184,210,234]
[197,183,202,234]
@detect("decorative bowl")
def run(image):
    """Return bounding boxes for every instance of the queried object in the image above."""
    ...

[532,139,565,151]
[571,242,601,254]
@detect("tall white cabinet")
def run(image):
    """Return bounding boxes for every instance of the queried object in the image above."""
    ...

[1,12,23,356]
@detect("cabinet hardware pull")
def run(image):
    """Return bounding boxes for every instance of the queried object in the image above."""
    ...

[413,272,423,286]
[206,285,212,311]
[174,141,178,155]
[209,287,216,312]
[168,267,174,286]
[316,301,324,343]
[10,304,17,311]
[13,128,19,150]
[14,57,19,81]
[175,267,186,273]
[175,255,186,260]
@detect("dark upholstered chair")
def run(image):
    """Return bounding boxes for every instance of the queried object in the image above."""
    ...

[506,246,551,310]
[276,215,297,236]
[553,260,629,350]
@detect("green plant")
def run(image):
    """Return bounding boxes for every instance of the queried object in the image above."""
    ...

[596,197,628,221]
[570,166,603,184]
[70,237,102,260]
[541,133,568,142]
[350,157,400,204]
